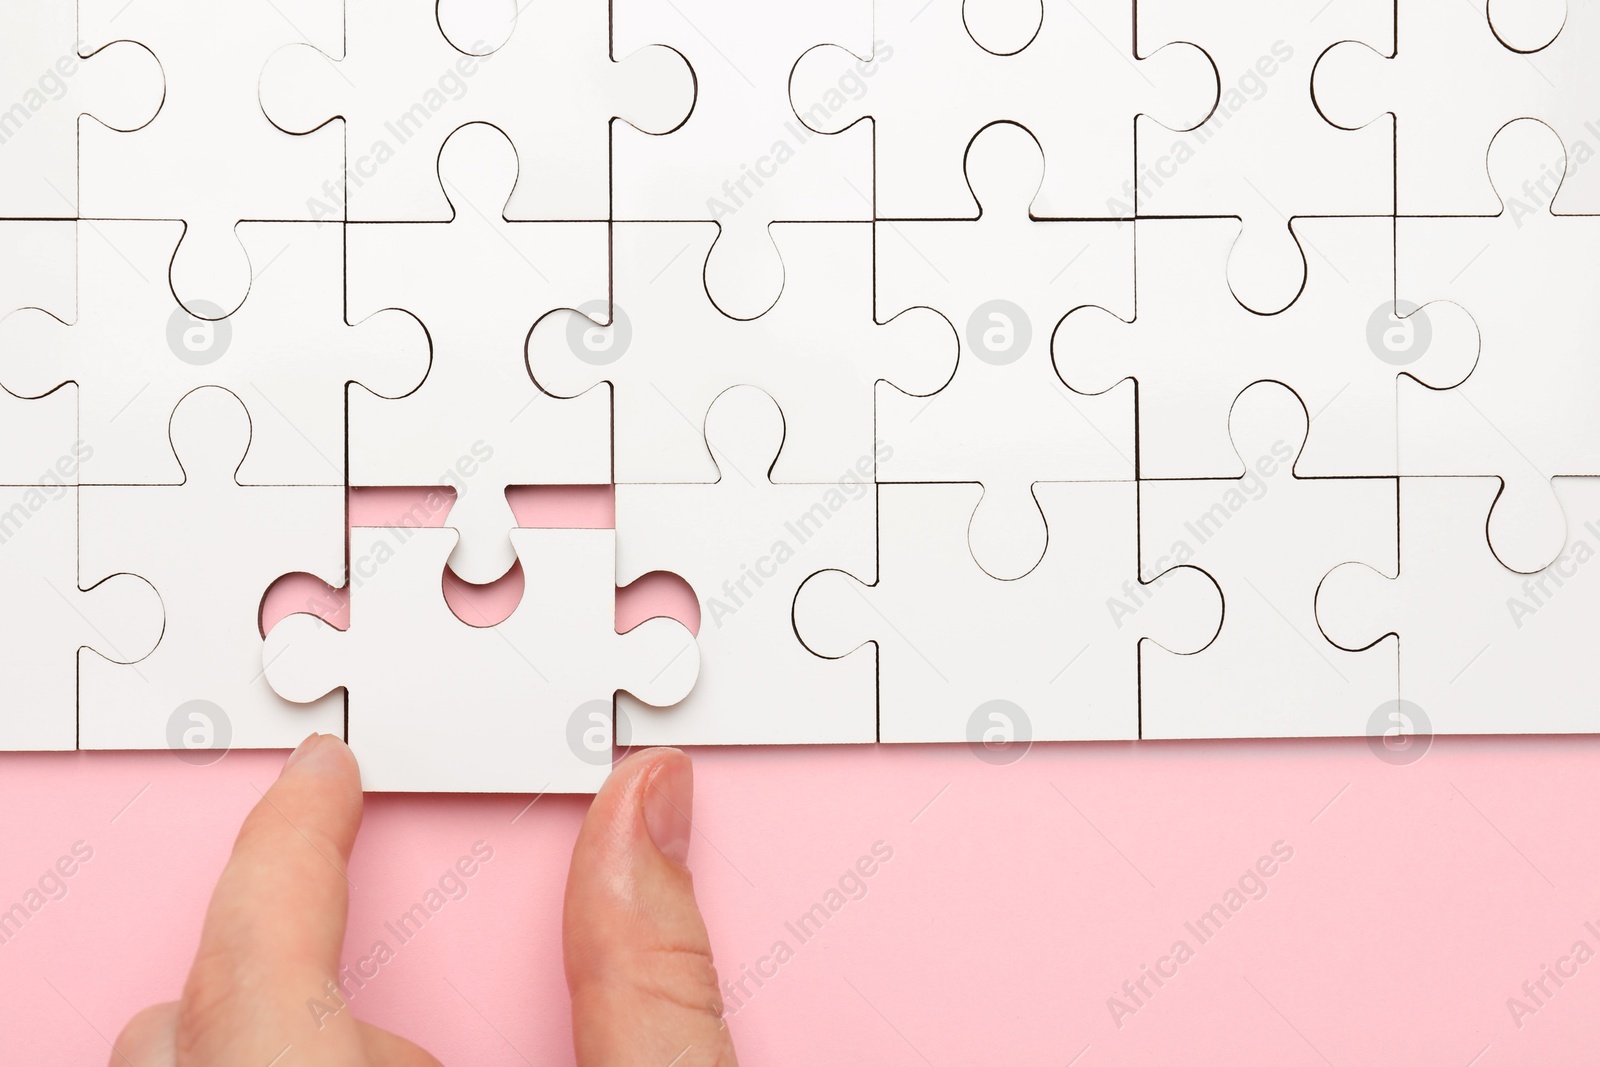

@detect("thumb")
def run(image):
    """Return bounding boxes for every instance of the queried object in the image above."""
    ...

[564,748,739,1067]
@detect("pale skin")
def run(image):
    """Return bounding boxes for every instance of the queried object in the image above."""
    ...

[113,736,740,1067]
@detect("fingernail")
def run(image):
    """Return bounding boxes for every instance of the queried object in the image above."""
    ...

[641,751,693,867]
[283,732,323,774]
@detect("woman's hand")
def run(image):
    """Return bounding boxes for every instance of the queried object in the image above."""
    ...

[114,735,738,1066]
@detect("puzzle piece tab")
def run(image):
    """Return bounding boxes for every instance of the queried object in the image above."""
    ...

[529,221,957,485]
[616,386,876,746]
[794,481,1221,743]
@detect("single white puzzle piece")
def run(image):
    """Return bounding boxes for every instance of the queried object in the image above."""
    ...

[78,387,344,751]
[1056,215,1479,479]
[78,0,343,315]
[789,0,1214,219]
[263,527,701,793]
[528,220,957,485]
[1134,0,1394,312]
[347,123,610,583]
[1319,476,1600,735]
[1316,0,1600,215]
[0,220,427,486]
[611,0,873,317]
[615,387,876,746]
[0,484,160,751]
[0,4,162,218]
[1139,382,1398,739]
[1392,119,1600,573]
[874,122,1135,579]
[793,481,1222,744]
[259,0,694,223]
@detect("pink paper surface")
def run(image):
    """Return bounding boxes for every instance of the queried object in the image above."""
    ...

[5,739,1600,1064]
[7,490,1600,1063]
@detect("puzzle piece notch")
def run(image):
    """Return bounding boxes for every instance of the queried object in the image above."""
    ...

[265,526,699,792]
[1139,381,1399,738]
[1485,0,1567,52]
[78,386,345,750]
[789,0,1215,219]
[794,481,1221,742]
[259,0,694,222]
[0,7,163,217]
[529,220,957,484]
[875,121,1135,579]
[963,0,1044,56]
[1056,214,1478,479]
[616,386,876,745]
[0,219,429,486]
[347,122,611,583]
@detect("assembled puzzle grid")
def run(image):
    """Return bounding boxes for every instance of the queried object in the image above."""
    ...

[2,0,1597,793]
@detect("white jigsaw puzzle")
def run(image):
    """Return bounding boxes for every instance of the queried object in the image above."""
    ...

[3,0,1600,789]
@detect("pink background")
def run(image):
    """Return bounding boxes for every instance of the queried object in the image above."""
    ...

[4,492,1600,1064]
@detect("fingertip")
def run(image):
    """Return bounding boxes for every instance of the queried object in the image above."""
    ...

[281,732,360,786]
[111,1001,178,1066]
[641,750,693,867]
